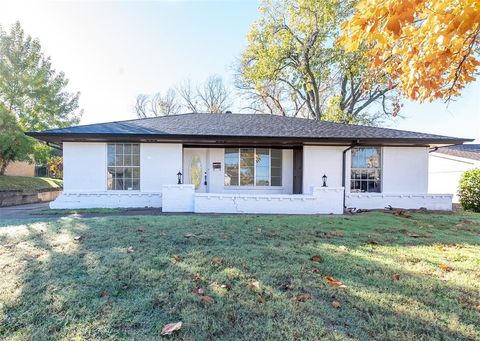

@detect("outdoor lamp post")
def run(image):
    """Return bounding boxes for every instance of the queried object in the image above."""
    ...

[322,174,327,187]
[177,171,183,184]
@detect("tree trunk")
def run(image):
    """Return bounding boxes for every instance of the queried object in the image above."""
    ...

[0,160,9,175]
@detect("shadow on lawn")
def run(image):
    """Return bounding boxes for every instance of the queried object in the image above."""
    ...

[0,213,479,339]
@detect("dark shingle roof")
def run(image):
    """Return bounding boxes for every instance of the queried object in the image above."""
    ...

[435,144,480,161]
[27,113,472,146]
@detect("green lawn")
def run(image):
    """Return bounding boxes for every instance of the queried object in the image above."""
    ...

[0,175,62,191]
[0,211,479,340]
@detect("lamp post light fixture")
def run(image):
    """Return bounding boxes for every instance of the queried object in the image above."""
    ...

[177,171,183,185]
[322,174,327,187]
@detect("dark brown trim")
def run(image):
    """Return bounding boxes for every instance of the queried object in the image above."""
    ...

[25,131,472,148]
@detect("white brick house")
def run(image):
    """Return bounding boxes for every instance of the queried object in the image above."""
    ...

[28,113,472,214]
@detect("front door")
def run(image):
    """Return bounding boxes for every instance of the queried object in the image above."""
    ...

[293,148,303,194]
[183,148,207,193]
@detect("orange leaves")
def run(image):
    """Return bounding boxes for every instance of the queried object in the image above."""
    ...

[331,300,342,309]
[310,255,322,262]
[161,322,182,336]
[200,295,215,304]
[339,0,480,102]
[325,276,347,288]
[439,264,453,272]
[392,274,400,281]
[296,293,312,302]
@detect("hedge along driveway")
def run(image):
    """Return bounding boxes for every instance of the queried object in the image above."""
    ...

[0,212,479,340]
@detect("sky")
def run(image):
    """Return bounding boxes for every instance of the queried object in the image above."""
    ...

[0,0,479,142]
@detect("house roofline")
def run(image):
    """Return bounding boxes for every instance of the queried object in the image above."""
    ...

[25,131,473,148]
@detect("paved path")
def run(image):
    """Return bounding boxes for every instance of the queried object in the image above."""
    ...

[0,202,163,220]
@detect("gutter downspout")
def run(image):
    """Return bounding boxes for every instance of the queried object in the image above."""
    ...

[342,141,358,209]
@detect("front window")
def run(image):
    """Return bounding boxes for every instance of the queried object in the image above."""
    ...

[350,147,381,193]
[107,143,140,190]
[224,148,282,186]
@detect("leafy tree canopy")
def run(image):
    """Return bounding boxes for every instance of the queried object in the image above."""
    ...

[0,21,82,131]
[339,0,480,102]
[237,0,399,124]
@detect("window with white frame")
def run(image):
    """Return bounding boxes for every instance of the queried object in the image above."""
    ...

[107,143,140,190]
[350,147,381,193]
[224,148,282,186]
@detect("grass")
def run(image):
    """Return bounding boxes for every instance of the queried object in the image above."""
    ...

[0,175,62,192]
[0,211,479,340]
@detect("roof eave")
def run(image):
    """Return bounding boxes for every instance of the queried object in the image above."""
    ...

[26,132,473,148]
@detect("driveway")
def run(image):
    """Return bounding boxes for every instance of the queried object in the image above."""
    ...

[0,202,163,220]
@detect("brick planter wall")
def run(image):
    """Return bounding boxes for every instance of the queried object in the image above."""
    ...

[0,189,63,207]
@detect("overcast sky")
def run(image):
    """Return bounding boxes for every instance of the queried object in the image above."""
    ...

[1,0,479,142]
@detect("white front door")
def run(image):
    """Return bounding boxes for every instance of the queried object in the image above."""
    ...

[183,148,207,193]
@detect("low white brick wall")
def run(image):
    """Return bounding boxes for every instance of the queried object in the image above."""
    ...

[49,192,162,209]
[162,184,195,212]
[195,187,344,214]
[345,193,453,211]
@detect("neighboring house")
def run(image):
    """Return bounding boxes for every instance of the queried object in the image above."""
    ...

[429,144,480,203]
[4,161,35,177]
[28,113,472,214]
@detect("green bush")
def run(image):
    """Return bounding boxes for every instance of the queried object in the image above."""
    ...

[459,168,480,212]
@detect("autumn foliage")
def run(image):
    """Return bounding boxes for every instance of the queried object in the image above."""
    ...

[339,0,480,102]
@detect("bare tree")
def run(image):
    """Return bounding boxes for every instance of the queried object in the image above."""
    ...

[176,79,200,113]
[134,94,149,118]
[151,89,181,116]
[197,75,232,113]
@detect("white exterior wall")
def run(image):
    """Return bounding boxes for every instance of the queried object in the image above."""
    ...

[63,142,107,192]
[303,146,345,194]
[51,142,182,209]
[428,153,479,203]
[381,147,428,193]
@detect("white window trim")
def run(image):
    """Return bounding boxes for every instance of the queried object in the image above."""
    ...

[224,148,282,187]
[106,143,141,192]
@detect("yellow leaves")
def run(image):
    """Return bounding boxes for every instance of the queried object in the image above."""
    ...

[325,276,347,288]
[339,0,480,102]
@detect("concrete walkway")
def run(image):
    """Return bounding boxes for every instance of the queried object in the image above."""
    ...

[0,202,163,220]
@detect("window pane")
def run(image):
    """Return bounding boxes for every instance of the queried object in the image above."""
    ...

[132,144,140,155]
[256,149,269,167]
[270,149,282,186]
[350,147,381,193]
[256,177,269,186]
[271,176,281,186]
[240,148,254,186]
[107,144,115,166]
[224,148,239,186]
[107,144,140,191]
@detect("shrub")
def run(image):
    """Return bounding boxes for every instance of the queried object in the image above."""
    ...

[458,168,480,212]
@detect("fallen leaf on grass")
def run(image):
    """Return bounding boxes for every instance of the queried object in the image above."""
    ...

[212,256,223,265]
[338,245,348,252]
[393,209,412,218]
[296,293,311,302]
[127,246,134,253]
[312,268,321,273]
[74,235,82,241]
[331,300,341,309]
[200,295,214,304]
[172,255,182,262]
[220,283,232,290]
[256,228,262,233]
[249,281,261,290]
[366,239,379,245]
[462,219,474,225]
[192,287,205,295]
[392,274,400,281]
[184,233,195,238]
[100,291,108,297]
[439,264,453,272]
[406,232,432,238]
[310,255,322,262]
[436,245,447,252]
[266,231,277,237]
[329,230,344,237]
[161,322,182,336]
[325,276,347,288]
[257,293,266,304]
[137,227,145,233]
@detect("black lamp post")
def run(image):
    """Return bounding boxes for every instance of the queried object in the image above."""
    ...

[177,171,183,184]
[322,174,327,187]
